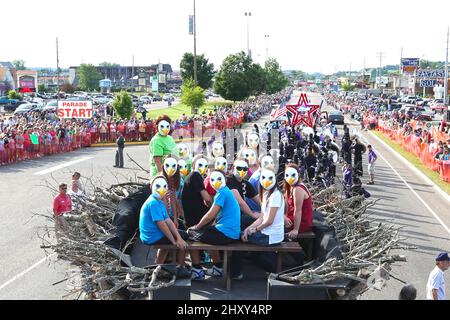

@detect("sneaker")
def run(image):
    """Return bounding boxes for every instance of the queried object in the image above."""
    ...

[191,267,205,281]
[231,273,244,280]
[206,265,223,277]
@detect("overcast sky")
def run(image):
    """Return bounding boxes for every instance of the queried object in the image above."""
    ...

[3,0,450,74]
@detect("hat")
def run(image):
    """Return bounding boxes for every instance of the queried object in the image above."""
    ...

[436,252,450,261]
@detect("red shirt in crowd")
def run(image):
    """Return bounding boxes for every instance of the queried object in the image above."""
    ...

[53,194,72,216]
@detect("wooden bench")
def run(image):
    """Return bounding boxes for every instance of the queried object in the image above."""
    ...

[150,241,303,290]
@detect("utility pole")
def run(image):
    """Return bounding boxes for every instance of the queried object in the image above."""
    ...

[264,34,269,62]
[245,12,252,58]
[361,57,365,89]
[193,0,198,86]
[376,52,385,89]
[56,37,60,93]
[444,26,449,119]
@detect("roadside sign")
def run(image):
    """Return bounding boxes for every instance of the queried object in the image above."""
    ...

[416,69,445,78]
[420,79,437,87]
[57,101,93,119]
[401,58,420,73]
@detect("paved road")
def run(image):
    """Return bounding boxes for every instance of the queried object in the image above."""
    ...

[1,91,449,300]
[317,91,450,300]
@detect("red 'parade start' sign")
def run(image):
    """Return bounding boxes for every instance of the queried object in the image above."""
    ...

[57,101,93,119]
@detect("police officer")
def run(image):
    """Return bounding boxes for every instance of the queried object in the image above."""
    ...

[114,131,125,168]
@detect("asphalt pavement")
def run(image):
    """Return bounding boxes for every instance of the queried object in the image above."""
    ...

[1,91,449,300]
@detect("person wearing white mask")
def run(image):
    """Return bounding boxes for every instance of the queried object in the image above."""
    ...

[243,169,285,245]
[203,156,228,197]
[246,154,275,212]
[181,155,213,279]
[226,158,261,230]
[232,169,285,279]
[139,176,188,269]
[188,170,241,280]
[162,157,185,229]
[149,115,177,176]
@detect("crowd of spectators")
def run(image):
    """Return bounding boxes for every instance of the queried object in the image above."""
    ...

[0,88,292,166]
[325,92,450,182]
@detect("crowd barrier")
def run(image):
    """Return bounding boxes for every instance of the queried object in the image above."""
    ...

[372,118,450,183]
[0,115,246,166]
[0,132,92,166]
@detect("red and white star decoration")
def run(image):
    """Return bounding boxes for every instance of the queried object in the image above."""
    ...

[286,93,321,127]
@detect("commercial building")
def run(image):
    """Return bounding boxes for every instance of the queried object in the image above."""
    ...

[69,63,174,92]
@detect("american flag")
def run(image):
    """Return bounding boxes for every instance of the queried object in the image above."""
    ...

[271,103,288,120]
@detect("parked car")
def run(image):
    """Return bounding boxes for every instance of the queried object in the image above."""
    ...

[152,94,163,101]
[163,94,174,102]
[43,100,58,112]
[328,110,345,124]
[13,103,43,115]
[139,96,152,104]
[0,96,18,105]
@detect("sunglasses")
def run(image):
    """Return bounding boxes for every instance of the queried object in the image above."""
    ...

[236,166,248,172]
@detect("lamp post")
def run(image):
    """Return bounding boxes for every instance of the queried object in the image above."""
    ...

[245,12,251,58]
[264,34,269,62]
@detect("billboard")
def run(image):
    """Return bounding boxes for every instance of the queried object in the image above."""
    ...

[57,101,93,119]
[401,58,420,74]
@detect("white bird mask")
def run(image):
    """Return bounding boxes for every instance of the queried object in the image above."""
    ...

[241,148,257,166]
[211,142,225,157]
[260,169,276,190]
[178,159,189,177]
[247,133,260,150]
[214,157,228,172]
[163,157,178,177]
[210,171,226,191]
[285,167,299,186]
[194,158,209,176]
[233,160,249,179]
[260,155,275,171]
[158,120,171,136]
[152,177,168,199]
[177,143,190,158]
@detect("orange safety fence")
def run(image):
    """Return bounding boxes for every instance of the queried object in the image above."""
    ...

[373,118,450,183]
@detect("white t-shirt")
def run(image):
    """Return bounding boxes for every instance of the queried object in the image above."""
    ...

[426,266,446,300]
[261,189,285,245]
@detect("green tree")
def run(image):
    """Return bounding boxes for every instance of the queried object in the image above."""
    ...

[8,90,22,100]
[214,52,265,101]
[341,83,355,91]
[12,60,26,70]
[78,64,102,91]
[264,58,289,94]
[180,53,215,89]
[181,79,206,114]
[113,91,133,119]
[99,62,121,67]
[38,84,47,93]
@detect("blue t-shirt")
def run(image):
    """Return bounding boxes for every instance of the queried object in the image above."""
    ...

[139,194,169,244]
[214,186,241,239]
[246,170,261,211]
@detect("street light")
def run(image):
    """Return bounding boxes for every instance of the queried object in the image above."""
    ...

[244,12,251,58]
[264,34,270,62]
